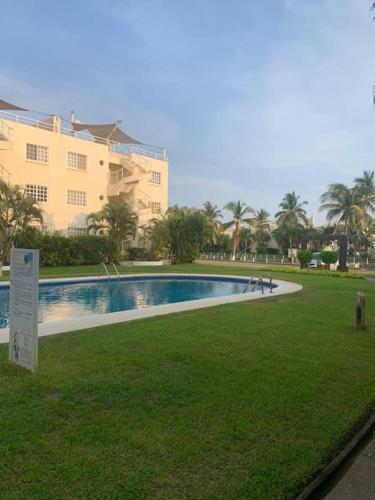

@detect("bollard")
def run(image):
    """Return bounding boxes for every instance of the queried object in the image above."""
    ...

[355,292,366,330]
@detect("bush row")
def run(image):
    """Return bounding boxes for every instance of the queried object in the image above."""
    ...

[15,232,117,266]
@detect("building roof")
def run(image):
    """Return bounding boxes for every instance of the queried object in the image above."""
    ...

[0,99,27,111]
[72,122,142,144]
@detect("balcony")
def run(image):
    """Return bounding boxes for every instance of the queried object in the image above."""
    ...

[0,164,11,183]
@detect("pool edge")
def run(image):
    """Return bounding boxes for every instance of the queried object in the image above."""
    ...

[0,274,302,343]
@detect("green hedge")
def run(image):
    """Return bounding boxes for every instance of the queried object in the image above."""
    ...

[15,232,117,266]
[297,250,312,268]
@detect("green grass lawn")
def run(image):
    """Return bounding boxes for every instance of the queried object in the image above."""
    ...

[1,264,375,498]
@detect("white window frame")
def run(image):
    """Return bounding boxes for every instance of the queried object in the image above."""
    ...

[25,184,48,203]
[149,171,161,185]
[150,201,162,214]
[67,151,87,171]
[67,227,88,236]
[67,189,87,207]
[26,143,49,164]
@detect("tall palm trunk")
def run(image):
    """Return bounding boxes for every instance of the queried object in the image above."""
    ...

[289,234,293,262]
[232,223,240,260]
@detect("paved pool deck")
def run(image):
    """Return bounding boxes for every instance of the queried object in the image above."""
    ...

[325,429,375,499]
[0,274,302,343]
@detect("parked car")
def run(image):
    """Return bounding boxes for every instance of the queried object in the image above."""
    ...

[309,252,321,269]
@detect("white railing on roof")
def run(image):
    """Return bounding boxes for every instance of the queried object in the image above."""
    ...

[110,143,167,161]
[0,110,168,161]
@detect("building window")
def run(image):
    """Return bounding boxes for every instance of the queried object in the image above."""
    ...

[67,151,87,171]
[151,202,161,214]
[26,143,48,163]
[67,227,87,236]
[25,184,48,203]
[150,171,161,185]
[67,190,87,207]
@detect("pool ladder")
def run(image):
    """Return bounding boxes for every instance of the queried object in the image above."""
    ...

[243,274,273,294]
[102,262,121,280]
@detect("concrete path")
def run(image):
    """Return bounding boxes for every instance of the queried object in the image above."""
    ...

[325,429,375,499]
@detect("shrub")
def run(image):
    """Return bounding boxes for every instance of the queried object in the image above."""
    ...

[15,233,117,266]
[297,250,312,268]
[127,247,149,261]
[321,251,338,269]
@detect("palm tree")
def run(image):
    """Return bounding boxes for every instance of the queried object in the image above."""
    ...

[87,199,137,258]
[319,183,364,236]
[151,205,211,263]
[0,180,43,272]
[202,201,223,245]
[354,170,375,235]
[223,201,254,260]
[250,209,271,252]
[275,191,308,256]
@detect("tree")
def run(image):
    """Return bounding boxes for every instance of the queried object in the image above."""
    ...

[320,251,338,270]
[202,201,223,245]
[250,209,271,252]
[146,217,170,260]
[87,199,137,259]
[275,191,308,257]
[354,170,375,237]
[272,223,306,255]
[297,250,312,269]
[148,206,212,263]
[319,183,364,237]
[0,180,43,272]
[168,206,212,263]
[223,201,254,260]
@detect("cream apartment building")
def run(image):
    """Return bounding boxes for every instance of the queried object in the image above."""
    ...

[0,100,168,238]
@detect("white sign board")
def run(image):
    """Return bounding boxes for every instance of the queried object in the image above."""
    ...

[9,249,39,372]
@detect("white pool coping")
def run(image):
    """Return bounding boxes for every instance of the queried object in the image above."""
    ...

[0,273,302,343]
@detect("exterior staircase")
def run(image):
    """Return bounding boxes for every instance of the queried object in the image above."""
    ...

[0,164,11,183]
[0,119,13,150]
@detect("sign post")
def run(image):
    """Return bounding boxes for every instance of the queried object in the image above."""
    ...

[9,248,39,372]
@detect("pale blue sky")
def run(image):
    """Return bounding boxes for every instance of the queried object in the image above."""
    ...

[1,0,374,223]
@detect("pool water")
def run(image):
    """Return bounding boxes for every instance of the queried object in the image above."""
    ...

[0,276,252,328]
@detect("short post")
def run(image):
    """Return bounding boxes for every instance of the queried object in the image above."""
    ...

[355,292,366,330]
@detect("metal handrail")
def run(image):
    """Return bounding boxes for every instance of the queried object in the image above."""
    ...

[102,262,110,279]
[252,276,264,294]
[243,275,265,294]
[261,273,273,293]
[112,263,120,279]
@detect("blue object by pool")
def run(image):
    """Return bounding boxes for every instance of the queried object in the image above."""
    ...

[0,275,275,328]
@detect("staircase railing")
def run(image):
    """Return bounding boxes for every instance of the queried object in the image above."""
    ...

[0,164,11,183]
[109,165,134,184]
[0,119,11,141]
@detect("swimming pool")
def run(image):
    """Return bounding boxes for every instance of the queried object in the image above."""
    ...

[0,275,275,328]
[0,274,302,343]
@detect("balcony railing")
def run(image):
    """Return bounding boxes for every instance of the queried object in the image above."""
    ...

[0,163,11,183]
[109,166,134,184]
[0,119,11,141]
[0,110,168,161]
